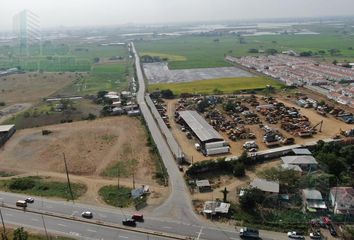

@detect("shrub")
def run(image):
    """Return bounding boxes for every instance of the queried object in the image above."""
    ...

[8,177,36,191]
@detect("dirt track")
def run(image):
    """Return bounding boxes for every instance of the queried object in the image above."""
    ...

[0,116,168,208]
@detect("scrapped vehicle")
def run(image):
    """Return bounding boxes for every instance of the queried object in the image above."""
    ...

[16,200,27,208]
[81,211,93,219]
[240,227,259,239]
[132,213,144,222]
[122,218,136,227]
[328,224,337,237]
[25,197,34,203]
[287,231,305,239]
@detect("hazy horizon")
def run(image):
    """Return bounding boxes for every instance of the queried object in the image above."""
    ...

[1,0,354,31]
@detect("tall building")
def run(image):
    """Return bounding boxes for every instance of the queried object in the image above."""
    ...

[13,10,41,55]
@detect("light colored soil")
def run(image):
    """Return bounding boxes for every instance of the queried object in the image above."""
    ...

[0,116,167,207]
[0,72,81,105]
[166,95,354,163]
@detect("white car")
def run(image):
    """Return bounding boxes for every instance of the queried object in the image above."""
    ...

[25,197,34,203]
[81,211,93,219]
[287,231,305,239]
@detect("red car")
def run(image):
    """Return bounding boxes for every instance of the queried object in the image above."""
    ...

[132,213,144,222]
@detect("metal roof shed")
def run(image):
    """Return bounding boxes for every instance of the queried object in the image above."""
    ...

[292,148,312,155]
[178,110,224,143]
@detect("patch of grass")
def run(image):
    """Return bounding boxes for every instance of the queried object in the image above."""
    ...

[140,52,187,61]
[101,134,118,144]
[149,77,283,95]
[5,227,75,240]
[0,176,86,200]
[102,161,130,178]
[0,171,16,177]
[98,185,133,208]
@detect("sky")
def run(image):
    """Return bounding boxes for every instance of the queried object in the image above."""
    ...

[1,0,354,30]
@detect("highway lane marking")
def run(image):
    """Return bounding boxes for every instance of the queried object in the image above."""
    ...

[162,226,172,229]
[5,213,13,216]
[58,224,67,227]
[87,229,97,233]
[119,235,129,239]
[196,226,204,240]
[31,218,39,222]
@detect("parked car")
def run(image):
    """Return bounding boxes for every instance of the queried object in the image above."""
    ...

[132,213,144,222]
[309,231,322,239]
[328,224,337,237]
[25,197,34,203]
[81,211,93,219]
[122,218,136,227]
[287,231,305,239]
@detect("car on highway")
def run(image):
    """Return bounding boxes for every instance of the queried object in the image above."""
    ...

[16,200,27,208]
[25,197,34,203]
[287,231,305,239]
[132,213,144,222]
[81,211,93,219]
[122,218,136,227]
[240,227,259,239]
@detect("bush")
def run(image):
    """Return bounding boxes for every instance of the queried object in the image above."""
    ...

[0,102,5,106]
[233,162,245,177]
[8,177,36,191]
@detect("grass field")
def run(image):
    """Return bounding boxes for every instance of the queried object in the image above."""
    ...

[98,186,133,208]
[148,77,283,95]
[5,228,75,240]
[0,176,87,200]
[137,26,354,69]
[140,51,187,61]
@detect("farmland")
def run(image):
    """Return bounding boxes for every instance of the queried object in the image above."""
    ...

[148,77,283,95]
[136,27,354,69]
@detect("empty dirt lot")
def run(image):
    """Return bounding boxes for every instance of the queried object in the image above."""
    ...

[0,116,168,207]
[0,72,82,105]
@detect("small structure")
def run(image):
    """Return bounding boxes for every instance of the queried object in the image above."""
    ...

[330,187,354,214]
[196,180,212,193]
[131,185,150,199]
[302,189,327,212]
[250,178,279,194]
[281,155,318,171]
[203,201,230,215]
[292,148,312,155]
[0,124,16,147]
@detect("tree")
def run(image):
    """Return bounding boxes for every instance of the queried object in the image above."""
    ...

[340,145,354,166]
[161,89,174,99]
[248,48,259,53]
[221,187,229,202]
[13,227,28,240]
[93,57,100,63]
[265,48,278,55]
[233,162,245,177]
[239,188,265,210]
[257,167,300,193]
[97,90,108,99]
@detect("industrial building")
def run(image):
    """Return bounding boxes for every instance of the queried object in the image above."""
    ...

[178,110,229,156]
[0,125,16,147]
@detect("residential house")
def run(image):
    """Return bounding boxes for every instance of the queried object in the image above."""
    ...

[250,178,279,195]
[330,187,354,214]
[203,201,230,215]
[281,155,318,171]
[302,189,327,212]
[196,180,212,193]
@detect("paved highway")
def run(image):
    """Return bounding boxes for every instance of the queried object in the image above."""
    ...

[0,43,289,240]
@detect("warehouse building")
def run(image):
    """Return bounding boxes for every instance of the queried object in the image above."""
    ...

[0,125,16,147]
[178,110,229,156]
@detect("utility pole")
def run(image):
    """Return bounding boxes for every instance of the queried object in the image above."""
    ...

[63,153,75,203]
[0,208,7,240]
[41,215,49,240]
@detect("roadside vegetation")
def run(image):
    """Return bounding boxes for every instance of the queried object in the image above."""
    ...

[148,77,283,96]
[4,227,75,240]
[0,176,87,200]
[98,185,133,208]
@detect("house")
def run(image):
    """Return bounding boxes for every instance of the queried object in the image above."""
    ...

[302,189,327,212]
[281,155,318,171]
[0,125,16,147]
[203,201,230,215]
[196,180,212,193]
[250,178,279,194]
[329,187,354,214]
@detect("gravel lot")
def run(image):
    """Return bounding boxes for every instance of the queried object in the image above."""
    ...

[143,62,254,83]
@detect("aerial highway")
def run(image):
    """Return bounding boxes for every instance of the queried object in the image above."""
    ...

[0,43,288,240]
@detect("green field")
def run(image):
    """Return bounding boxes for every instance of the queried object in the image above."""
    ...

[148,77,283,95]
[98,186,133,208]
[0,176,87,200]
[137,25,354,69]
